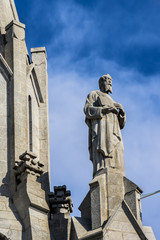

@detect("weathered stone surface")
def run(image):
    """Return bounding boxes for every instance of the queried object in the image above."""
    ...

[0,196,22,240]
[89,173,107,229]
[49,185,73,240]
[143,226,156,240]
[79,191,91,221]
[31,47,50,173]
[29,207,50,240]
[50,214,71,240]
[71,217,102,240]
[13,167,50,239]
[79,168,125,232]
[0,69,9,196]
[103,202,146,240]
[124,177,143,224]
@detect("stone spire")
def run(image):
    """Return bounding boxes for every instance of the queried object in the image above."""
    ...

[0,0,19,33]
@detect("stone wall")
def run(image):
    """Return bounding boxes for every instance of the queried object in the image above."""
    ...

[0,73,8,195]
[0,196,22,240]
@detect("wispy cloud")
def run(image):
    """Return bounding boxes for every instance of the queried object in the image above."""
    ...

[45,0,160,76]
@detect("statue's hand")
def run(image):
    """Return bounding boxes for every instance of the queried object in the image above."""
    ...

[114,102,122,109]
[101,107,108,114]
[114,103,125,116]
[102,107,118,115]
[111,107,119,114]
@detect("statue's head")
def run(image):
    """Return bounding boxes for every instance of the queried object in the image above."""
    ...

[99,74,112,94]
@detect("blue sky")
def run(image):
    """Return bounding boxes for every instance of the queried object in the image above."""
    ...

[15,0,160,238]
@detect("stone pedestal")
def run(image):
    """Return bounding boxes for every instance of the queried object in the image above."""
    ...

[74,168,155,240]
[80,168,124,231]
[89,173,107,229]
[49,185,73,240]
[13,151,50,240]
[50,213,71,240]
[106,169,124,217]
[124,177,143,226]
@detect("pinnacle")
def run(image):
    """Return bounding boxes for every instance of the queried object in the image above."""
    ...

[0,0,19,33]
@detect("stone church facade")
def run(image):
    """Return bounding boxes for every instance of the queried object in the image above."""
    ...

[0,0,156,239]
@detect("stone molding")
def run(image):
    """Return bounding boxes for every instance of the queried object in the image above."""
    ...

[31,47,47,59]
[5,20,25,31]
[5,20,25,41]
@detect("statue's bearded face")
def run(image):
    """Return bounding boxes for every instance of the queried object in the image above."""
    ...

[100,76,112,94]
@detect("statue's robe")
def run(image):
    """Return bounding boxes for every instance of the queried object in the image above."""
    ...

[84,90,126,175]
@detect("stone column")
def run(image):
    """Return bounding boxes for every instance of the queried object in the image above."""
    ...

[89,173,107,229]
[31,47,50,185]
[5,20,28,195]
[13,151,50,240]
[49,185,73,240]
[89,168,124,230]
[124,177,143,226]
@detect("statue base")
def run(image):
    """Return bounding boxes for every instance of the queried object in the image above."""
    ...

[70,169,156,240]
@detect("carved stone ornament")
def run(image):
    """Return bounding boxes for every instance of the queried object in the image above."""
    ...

[14,151,44,180]
[49,185,73,215]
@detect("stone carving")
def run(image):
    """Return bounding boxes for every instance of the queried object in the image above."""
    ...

[14,151,44,182]
[49,185,73,215]
[84,74,126,175]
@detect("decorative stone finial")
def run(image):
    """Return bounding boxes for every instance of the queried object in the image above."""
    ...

[14,151,44,181]
[49,185,73,215]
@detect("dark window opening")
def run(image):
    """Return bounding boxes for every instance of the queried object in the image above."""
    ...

[28,95,33,152]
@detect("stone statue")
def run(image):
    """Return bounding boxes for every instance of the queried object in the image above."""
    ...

[84,74,126,176]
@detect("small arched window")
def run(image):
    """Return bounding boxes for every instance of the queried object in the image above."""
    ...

[28,95,32,151]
